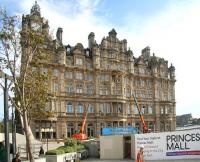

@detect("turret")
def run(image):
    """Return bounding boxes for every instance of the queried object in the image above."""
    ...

[123,39,127,52]
[56,27,63,43]
[31,1,41,16]
[142,46,150,60]
[88,32,95,49]
[169,63,175,79]
[126,48,134,74]
[109,28,117,38]
[42,20,49,34]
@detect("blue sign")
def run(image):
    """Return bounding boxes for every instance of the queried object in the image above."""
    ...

[102,127,138,135]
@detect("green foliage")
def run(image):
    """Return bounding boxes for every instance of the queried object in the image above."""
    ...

[45,149,65,155]
[64,138,78,147]
[46,138,86,155]
[76,144,85,151]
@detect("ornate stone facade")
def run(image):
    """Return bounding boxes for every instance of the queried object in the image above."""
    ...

[22,2,176,140]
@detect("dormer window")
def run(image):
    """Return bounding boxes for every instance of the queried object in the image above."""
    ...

[66,45,71,54]
[67,47,70,53]
[85,48,90,57]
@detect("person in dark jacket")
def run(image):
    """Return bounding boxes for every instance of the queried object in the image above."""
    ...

[12,152,21,162]
[39,146,44,155]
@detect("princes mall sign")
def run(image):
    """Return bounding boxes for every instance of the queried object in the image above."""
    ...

[134,129,200,160]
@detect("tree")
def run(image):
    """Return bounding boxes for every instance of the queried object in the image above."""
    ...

[0,9,53,162]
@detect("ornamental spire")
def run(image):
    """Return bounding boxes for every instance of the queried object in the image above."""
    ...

[31,1,41,15]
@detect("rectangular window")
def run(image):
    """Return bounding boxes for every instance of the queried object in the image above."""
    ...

[54,83,59,92]
[66,83,74,93]
[115,86,122,95]
[140,79,145,87]
[76,84,83,93]
[139,68,144,74]
[66,57,73,65]
[100,74,109,81]
[147,80,153,88]
[148,105,153,114]
[86,62,93,69]
[75,72,83,80]
[87,85,93,95]
[134,105,138,114]
[141,105,145,114]
[117,103,122,113]
[141,90,146,98]
[77,104,84,113]
[147,90,153,98]
[76,58,83,65]
[32,67,37,72]
[165,106,170,114]
[99,103,110,113]
[88,104,94,113]
[127,104,131,114]
[126,88,131,97]
[161,106,164,114]
[65,71,73,79]
[99,85,109,95]
[86,73,93,81]
[42,68,48,74]
[66,103,73,113]
[53,69,59,77]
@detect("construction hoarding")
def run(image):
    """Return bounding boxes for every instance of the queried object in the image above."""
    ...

[134,129,200,160]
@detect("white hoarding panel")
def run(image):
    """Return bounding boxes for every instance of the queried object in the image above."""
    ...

[134,129,200,160]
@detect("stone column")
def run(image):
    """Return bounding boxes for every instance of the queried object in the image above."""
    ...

[57,119,66,139]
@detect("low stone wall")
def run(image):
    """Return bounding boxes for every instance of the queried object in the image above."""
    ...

[22,157,46,162]
[45,152,78,162]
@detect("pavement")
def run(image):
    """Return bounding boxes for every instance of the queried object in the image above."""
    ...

[81,158,200,162]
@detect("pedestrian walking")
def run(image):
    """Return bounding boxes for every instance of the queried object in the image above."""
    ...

[136,145,144,162]
[12,152,21,162]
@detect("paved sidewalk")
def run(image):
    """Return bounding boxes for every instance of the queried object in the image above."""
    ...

[81,158,200,162]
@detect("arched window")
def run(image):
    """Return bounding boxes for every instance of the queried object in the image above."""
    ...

[66,102,73,113]
[77,103,84,113]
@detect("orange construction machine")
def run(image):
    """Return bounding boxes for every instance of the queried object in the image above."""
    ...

[72,106,88,140]
[133,93,149,133]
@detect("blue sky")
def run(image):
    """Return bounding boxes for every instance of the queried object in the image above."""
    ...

[1,0,200,119]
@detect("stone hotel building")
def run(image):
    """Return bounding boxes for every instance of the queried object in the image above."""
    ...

[22,2,176,140]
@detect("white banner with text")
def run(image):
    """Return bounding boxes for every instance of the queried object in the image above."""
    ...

[134,129,200,160]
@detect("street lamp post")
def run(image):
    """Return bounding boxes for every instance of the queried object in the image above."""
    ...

[3,74,10,162]
[46,127,53,151]
[12,105,16,157]
[170,118,172,131]
[46,128,49,151]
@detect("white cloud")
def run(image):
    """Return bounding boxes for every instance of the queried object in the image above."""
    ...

[123,1,200,117]
[17,0,113,47]
[7,0,200,118]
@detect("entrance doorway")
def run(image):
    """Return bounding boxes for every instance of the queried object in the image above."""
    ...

[124,136,131,159]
